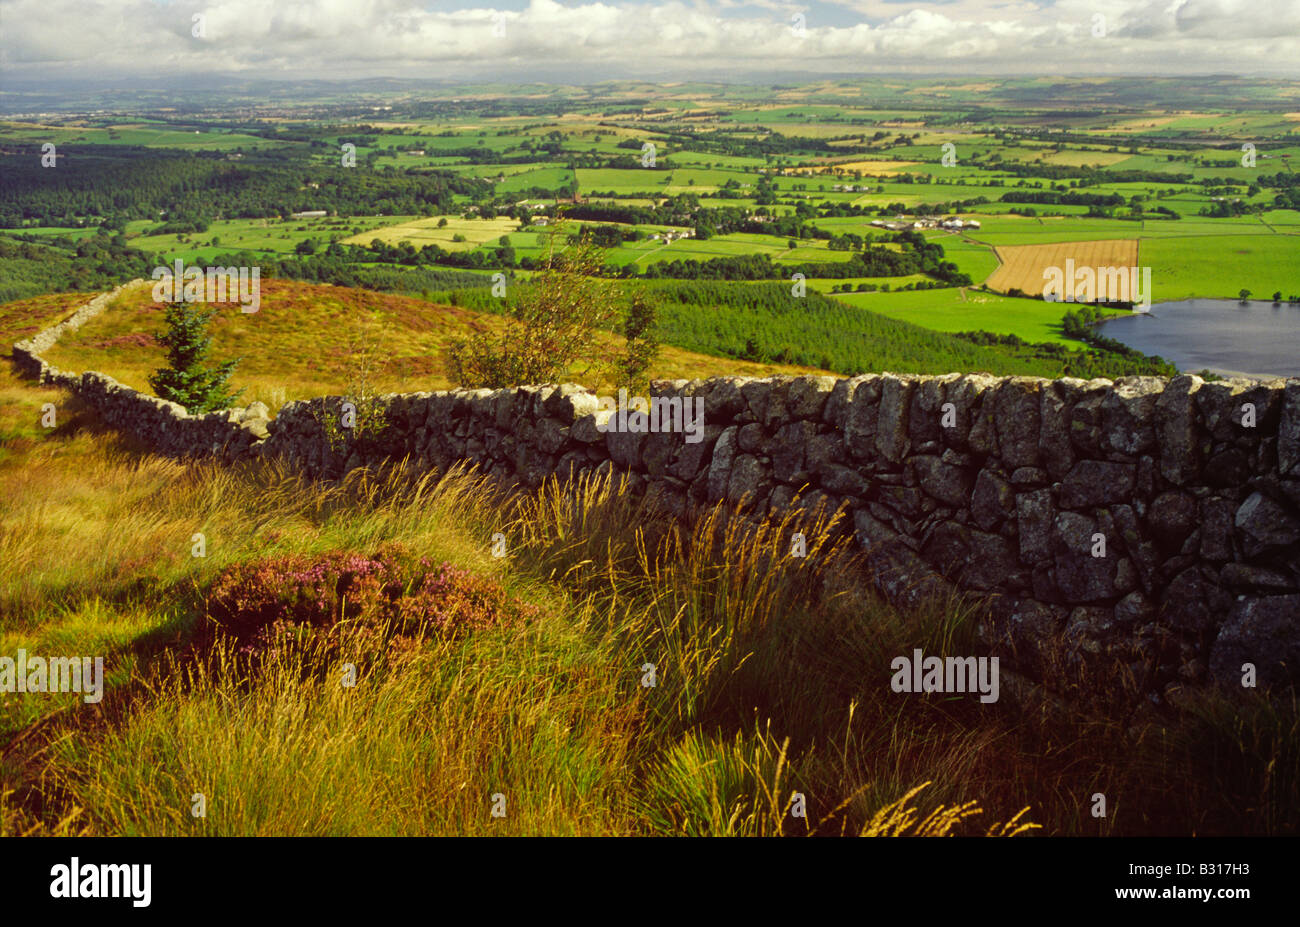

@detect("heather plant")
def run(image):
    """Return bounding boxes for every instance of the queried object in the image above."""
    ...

[204,544,540,648]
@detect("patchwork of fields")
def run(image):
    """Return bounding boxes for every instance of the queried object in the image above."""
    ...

[3,76,1299,367]
[6,44,1300,862]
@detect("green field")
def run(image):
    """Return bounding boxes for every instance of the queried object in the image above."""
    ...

[923,233,1001,283]
[0,121,280,150]
[495,168,573,193]
[805,274,934,293]
[627,232,858,267]
[831,286,1120,346]
[133,215,405,255]
[1143,235,1300,301]
[576,168,674,195]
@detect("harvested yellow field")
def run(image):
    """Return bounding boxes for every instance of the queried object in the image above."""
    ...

[832,157,925,172]
[906,131,985,146]
[342,215,519,251]
[915,82,998,93]
[1036,149,1132,167]
[987,239,1140,298]
[1112,116,1178,132]
[831,160,923,174]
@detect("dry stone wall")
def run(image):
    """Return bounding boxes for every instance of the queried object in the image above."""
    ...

[13,281,274,462]
[13,282,139,382]
[13,285,1300,698]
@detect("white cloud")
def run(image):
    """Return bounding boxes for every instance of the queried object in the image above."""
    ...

[0,0,1294,78]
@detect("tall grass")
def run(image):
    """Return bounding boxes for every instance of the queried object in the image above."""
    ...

[46,620,636,836]
[2,410,1296,836]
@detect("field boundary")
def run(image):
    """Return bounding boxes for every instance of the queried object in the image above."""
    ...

[11,284,1300,704]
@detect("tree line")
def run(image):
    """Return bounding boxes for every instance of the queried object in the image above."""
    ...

[0,150,487,227]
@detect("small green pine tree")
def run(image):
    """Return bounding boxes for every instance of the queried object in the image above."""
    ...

[148,303,242,413]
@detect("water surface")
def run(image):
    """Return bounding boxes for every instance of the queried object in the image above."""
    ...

[1100,299,1300,379]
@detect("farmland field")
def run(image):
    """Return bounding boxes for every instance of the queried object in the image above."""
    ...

[924,234,1001,283]
[833,286,1120,346]
[4,77,1300,353]
[1141,235,1300,301]
[129,216,409,262]
[341,216,520,251]
[987,239,1141,299]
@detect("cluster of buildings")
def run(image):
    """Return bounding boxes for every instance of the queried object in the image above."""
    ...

[649,229,695,242]
[870,215,981,231]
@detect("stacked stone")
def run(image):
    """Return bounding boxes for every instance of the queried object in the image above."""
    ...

[12,281,139,383]
[70,371,270,462]
[14,284,1300,694]
[255,371,1299,693]
[264,383,603,484]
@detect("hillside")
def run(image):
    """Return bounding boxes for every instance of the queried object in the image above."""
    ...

[4,281,1296,838]
[37,276,1174,415]
[35,280,831,411]
[427,278,1176,381]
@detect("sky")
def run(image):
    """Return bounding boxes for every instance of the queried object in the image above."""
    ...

[1,0,1298,83]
